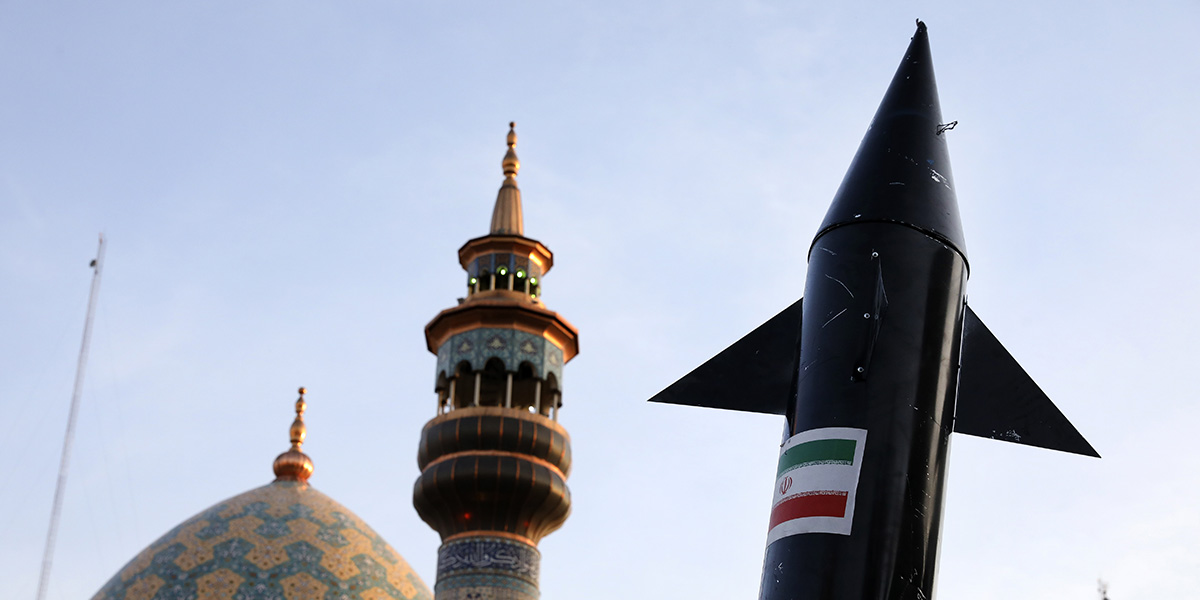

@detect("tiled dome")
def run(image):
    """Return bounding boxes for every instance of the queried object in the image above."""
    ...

[90,480,433,600]
[92,390,432,600]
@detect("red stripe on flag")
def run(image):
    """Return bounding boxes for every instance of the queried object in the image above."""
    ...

[769,491,849,529]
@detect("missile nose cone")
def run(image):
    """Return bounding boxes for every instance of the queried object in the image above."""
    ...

[813,22,967,264]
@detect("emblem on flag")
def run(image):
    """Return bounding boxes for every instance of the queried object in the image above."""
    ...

[766,427,867,543]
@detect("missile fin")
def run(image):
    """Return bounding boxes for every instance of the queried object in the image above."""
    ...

[954,306,1099,457]
[648,298,802,415]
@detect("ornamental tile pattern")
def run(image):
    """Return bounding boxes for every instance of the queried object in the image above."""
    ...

[91,481,432,600]
[436,328,564,383]
[436,538,539,585]
[434,574,538,600]
[433,538,540,600]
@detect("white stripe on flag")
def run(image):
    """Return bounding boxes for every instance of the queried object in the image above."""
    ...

[767,427,868,543]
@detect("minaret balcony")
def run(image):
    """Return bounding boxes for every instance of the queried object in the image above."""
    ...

[425,299,579,364]
[413,406,572,545]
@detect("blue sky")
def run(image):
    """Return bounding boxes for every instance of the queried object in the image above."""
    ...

[2,2,1199,599]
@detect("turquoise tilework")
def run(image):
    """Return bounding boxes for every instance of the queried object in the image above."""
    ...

[434,573,538,600]
[91,480,433,600]
[435,328,564,384]
[436,538,539,585]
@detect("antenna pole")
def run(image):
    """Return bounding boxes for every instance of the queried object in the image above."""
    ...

[35,234,105,600]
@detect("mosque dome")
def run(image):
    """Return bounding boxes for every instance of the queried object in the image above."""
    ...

[90,389,433,600]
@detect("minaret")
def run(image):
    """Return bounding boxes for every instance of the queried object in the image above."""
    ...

[414,123,579,600]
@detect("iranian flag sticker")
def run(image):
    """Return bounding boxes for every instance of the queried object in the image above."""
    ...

[766,427,868,543]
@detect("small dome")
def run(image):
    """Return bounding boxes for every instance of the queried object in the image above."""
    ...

[91,480,433,600]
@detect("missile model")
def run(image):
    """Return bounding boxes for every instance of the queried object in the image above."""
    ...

[651,21,1098,600]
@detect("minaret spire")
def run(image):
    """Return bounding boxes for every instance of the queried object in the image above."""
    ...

[417,123,579,600]
[273,387,314,483]
[490,122,524,235]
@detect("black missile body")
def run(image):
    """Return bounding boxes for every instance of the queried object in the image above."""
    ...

[651,22,1097,600]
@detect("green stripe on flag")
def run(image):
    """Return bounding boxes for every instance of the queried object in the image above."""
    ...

[776,439,857,477]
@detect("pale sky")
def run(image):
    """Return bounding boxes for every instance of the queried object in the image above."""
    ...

[3,2,1199,599]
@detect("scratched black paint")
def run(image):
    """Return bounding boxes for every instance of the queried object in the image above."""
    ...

[650,21,1096,600]
[759,23,966,600]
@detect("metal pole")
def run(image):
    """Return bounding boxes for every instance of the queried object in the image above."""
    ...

[36,234,105,600]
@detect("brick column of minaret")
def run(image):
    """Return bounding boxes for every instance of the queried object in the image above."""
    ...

[415,123,579,600]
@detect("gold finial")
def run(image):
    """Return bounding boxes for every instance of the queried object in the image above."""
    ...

[502,122,520,178]
[273,387,314,483]
[491,122,525,234]
[290,387,307,448]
